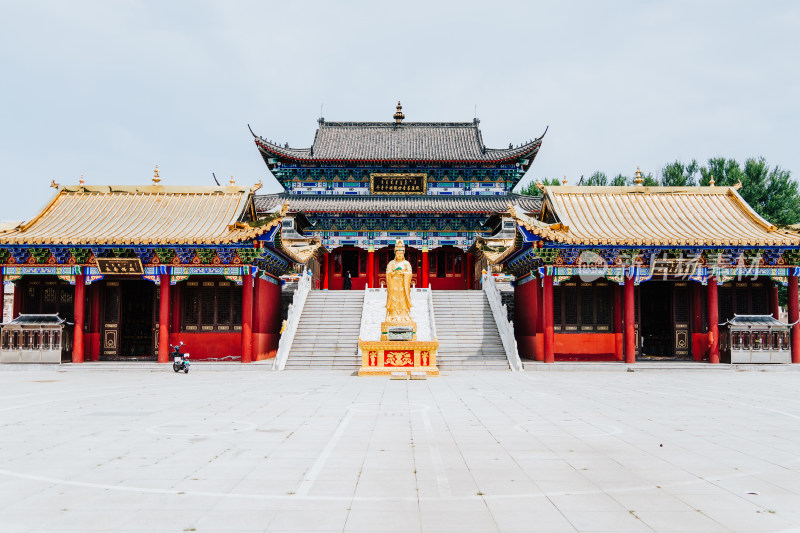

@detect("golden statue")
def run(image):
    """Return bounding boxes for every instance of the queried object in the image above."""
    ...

[385,239,413,323]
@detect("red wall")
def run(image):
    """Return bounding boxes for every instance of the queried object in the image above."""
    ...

[253,277,282,361]
[554,333,617,361]
[429,277,467,290]
[170,332,241,361]
[692,332,710,362]
[329,274,368,290]
[514,278,537,360]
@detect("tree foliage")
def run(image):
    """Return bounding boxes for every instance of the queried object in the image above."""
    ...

[610,174,628,186]
[584,171,608,186]
[518,177,561,196]
[698,157,800,226]
[661,160,699,186]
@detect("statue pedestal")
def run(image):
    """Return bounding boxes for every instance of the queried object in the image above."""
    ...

[381,321,416,341]
[358,338,439,376]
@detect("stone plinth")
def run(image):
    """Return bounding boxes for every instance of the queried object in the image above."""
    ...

[358,338,439,376]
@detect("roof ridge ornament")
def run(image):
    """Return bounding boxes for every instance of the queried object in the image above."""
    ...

[393,101,405,123]
[562,176,568,186]
[709,174,716,187]
[152,165,161,185]
[79,175,85,186]
[229,176,236,186]
[634,166,643,186]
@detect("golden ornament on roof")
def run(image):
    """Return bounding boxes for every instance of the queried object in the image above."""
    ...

[393,101,405,123]
[152,165,161,185]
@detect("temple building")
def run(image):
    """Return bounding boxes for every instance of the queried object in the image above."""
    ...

[253,103,542,291]
[501,179,800,364]
[0,180,290,362]
[2,103,800,367]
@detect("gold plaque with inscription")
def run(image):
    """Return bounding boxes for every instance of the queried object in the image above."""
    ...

[370,173,427,195]
[96,258,144,275]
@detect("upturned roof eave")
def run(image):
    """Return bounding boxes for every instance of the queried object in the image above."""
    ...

[254,137,542,166]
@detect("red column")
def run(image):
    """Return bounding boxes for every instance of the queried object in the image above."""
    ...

[72,269,85,364]
[613,283,623,361]
[789,273,800,364]
[323,253,330,290]
[531,276,541,361]
[12,282,21,319]
[241,270,254,363]
[0,274,4,323]
[691,283,703,361]
[771,284,780,320]
[624,275,635,364]
[421,250,429,289]
[543,273,554,363]
[707,277,719,364]
[367,249,374,289]
[157,274,170,363]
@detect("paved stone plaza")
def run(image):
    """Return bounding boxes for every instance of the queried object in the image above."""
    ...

[1,368,799,532]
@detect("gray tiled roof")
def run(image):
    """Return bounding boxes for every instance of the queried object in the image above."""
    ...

[254,121,544,164]
[255,193,542,215]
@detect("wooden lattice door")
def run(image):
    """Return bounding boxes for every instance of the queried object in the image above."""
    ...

[673,282,691,358]
[102,282,120,357]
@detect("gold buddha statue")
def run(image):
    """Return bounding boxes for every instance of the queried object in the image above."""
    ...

[385,239,413,324]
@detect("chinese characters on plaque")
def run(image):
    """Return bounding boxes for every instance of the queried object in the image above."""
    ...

[370,173,427,195]
[95,258,144,275]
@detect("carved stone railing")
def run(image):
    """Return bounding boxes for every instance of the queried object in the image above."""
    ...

[271,267,312,370]
[481,272,522,371]
[427,284,438,342]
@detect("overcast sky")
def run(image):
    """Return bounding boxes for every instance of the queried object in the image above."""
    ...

[1,1,798,220]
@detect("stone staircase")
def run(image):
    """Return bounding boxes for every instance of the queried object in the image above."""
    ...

[285,291,364,370]
[432,291,510,370]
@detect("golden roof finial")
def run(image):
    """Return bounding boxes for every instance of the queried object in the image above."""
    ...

[733,179,742,190]
[229,175,236,186]
[393,101,405,123]
[562,175,568,186]
[50,179,59,189]
[152,164,161,185]
[709,174,715,187]
[634,166,643,186]
[79,174,85,186]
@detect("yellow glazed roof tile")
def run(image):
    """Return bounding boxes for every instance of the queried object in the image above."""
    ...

[514,186,800,247]
[0,185,276,246]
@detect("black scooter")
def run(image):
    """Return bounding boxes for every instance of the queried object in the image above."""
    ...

[171,342,190,373]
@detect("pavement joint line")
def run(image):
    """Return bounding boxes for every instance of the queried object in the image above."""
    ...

[294,406,355,496]
[421,406,451,497]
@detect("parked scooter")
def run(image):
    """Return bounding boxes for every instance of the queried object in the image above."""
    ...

[171,342,190,373]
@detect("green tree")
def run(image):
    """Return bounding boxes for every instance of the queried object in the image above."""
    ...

[642,172,659,187]
[660,160,699,186]
[700,157,800,226]
[699,157,744,186]
[610,174,628,186]
[518,177,561,196]
[583,171,608,186]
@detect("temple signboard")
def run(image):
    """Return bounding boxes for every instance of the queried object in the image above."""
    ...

[95,258,144,275]
[370,173,427,195]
